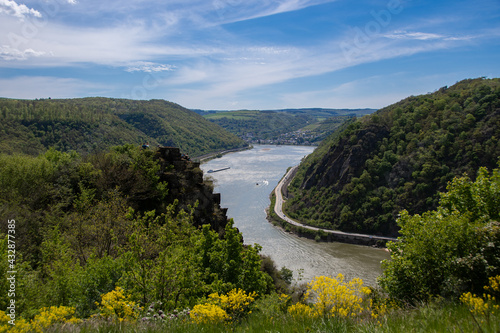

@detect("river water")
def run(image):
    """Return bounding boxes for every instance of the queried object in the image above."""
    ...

[200,145,390,287]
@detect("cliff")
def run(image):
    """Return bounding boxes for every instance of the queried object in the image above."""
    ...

[301,124,390,191]
[156,147,228,232]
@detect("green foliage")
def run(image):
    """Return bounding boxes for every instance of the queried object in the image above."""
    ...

[0,145,275,322]
[205,110,315,140]
[379,166,500,303]
[119,205,205,309]
[0,97,247,157]
[198,220,271,296]
[78,255,125,318]
[287,78,500,236]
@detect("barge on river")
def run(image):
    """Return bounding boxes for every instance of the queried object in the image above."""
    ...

[207,167,230,173]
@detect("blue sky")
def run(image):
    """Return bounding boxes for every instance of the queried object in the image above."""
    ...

[0,0,499,110]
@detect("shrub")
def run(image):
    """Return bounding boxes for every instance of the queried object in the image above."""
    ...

[190,303,228,324]
[190,288,257,324]
[288,274,371,319]
[30,306,80,332]
[0,311,30,333]
[96,286,141,322]
[380,166,500,303]
[0,306,79,333]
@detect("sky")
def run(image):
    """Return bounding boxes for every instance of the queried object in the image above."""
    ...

[0,0,499,110]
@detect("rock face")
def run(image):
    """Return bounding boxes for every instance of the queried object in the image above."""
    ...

[302,124,390,191]
[155,147,228,233]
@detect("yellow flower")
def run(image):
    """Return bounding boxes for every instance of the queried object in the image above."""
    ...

[289,274,371,319]
[460,275,500,319]
[0,306,79,333]
[97,286,141,322]
[461,292,489,316]
[191,288,257,324]
[485,275,500,294]
[190,304,228,324]
[30,306,80,333]
[288,302,315,319]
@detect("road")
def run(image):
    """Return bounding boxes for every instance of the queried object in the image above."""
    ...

[273,166,398,243]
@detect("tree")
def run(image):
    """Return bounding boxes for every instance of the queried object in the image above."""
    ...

[198,220,271,295]
[379,166,500,303]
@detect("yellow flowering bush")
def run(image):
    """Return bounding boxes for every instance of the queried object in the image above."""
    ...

[288,302,315,319]
[288,274,371,319]
[0,306,79,333]
[460,275,500,320]
[485,275,500,298]
[96,286,141,322]
[460,292,496,317]
[30,306,80,332]
[278,293,292,312]
[211,288,257,320]
[190,303,229,324]
[0,311,30,333]
[369,297,398,320]
[190,288,257,324]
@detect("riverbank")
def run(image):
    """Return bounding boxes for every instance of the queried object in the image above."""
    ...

[194,145,252,163]
[268,166,397,247]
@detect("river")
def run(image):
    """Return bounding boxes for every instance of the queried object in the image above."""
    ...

[200,145,390,287]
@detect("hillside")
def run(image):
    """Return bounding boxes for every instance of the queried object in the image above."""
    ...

[200,108,376,145]
[0,97,247,157]
[286,78,500,237]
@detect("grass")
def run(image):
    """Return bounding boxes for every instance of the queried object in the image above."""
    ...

[39,295,500,333]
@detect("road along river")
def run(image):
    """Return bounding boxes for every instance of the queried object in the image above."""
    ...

[200,145,391,287]
[274,166,397,245]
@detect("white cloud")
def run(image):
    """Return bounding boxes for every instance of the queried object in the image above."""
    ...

[195,0,337,26]
[126,61,175,73]
[157,25,481,109]
[0,0,41,19]
[383,30,473,41]
[0,45,45,60]
[384,30,444,40]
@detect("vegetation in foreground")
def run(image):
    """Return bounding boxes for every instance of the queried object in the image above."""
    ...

[1,142,499,331]
[1,275,499,332]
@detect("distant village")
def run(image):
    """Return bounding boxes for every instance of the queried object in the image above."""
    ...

[242,129,318,146]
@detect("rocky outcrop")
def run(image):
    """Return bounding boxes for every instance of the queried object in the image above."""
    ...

[302,124,390,191]
[155,147,229,233]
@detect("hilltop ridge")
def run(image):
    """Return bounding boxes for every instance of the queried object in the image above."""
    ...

[0,97,247,157]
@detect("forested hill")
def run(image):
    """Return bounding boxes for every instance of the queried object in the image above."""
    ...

[286,78,500,237]
[0,97,247,157]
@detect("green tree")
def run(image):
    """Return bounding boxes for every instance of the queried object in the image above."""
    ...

[379,166,500,303]
[120,203,206,309]
[198,220,270,295]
